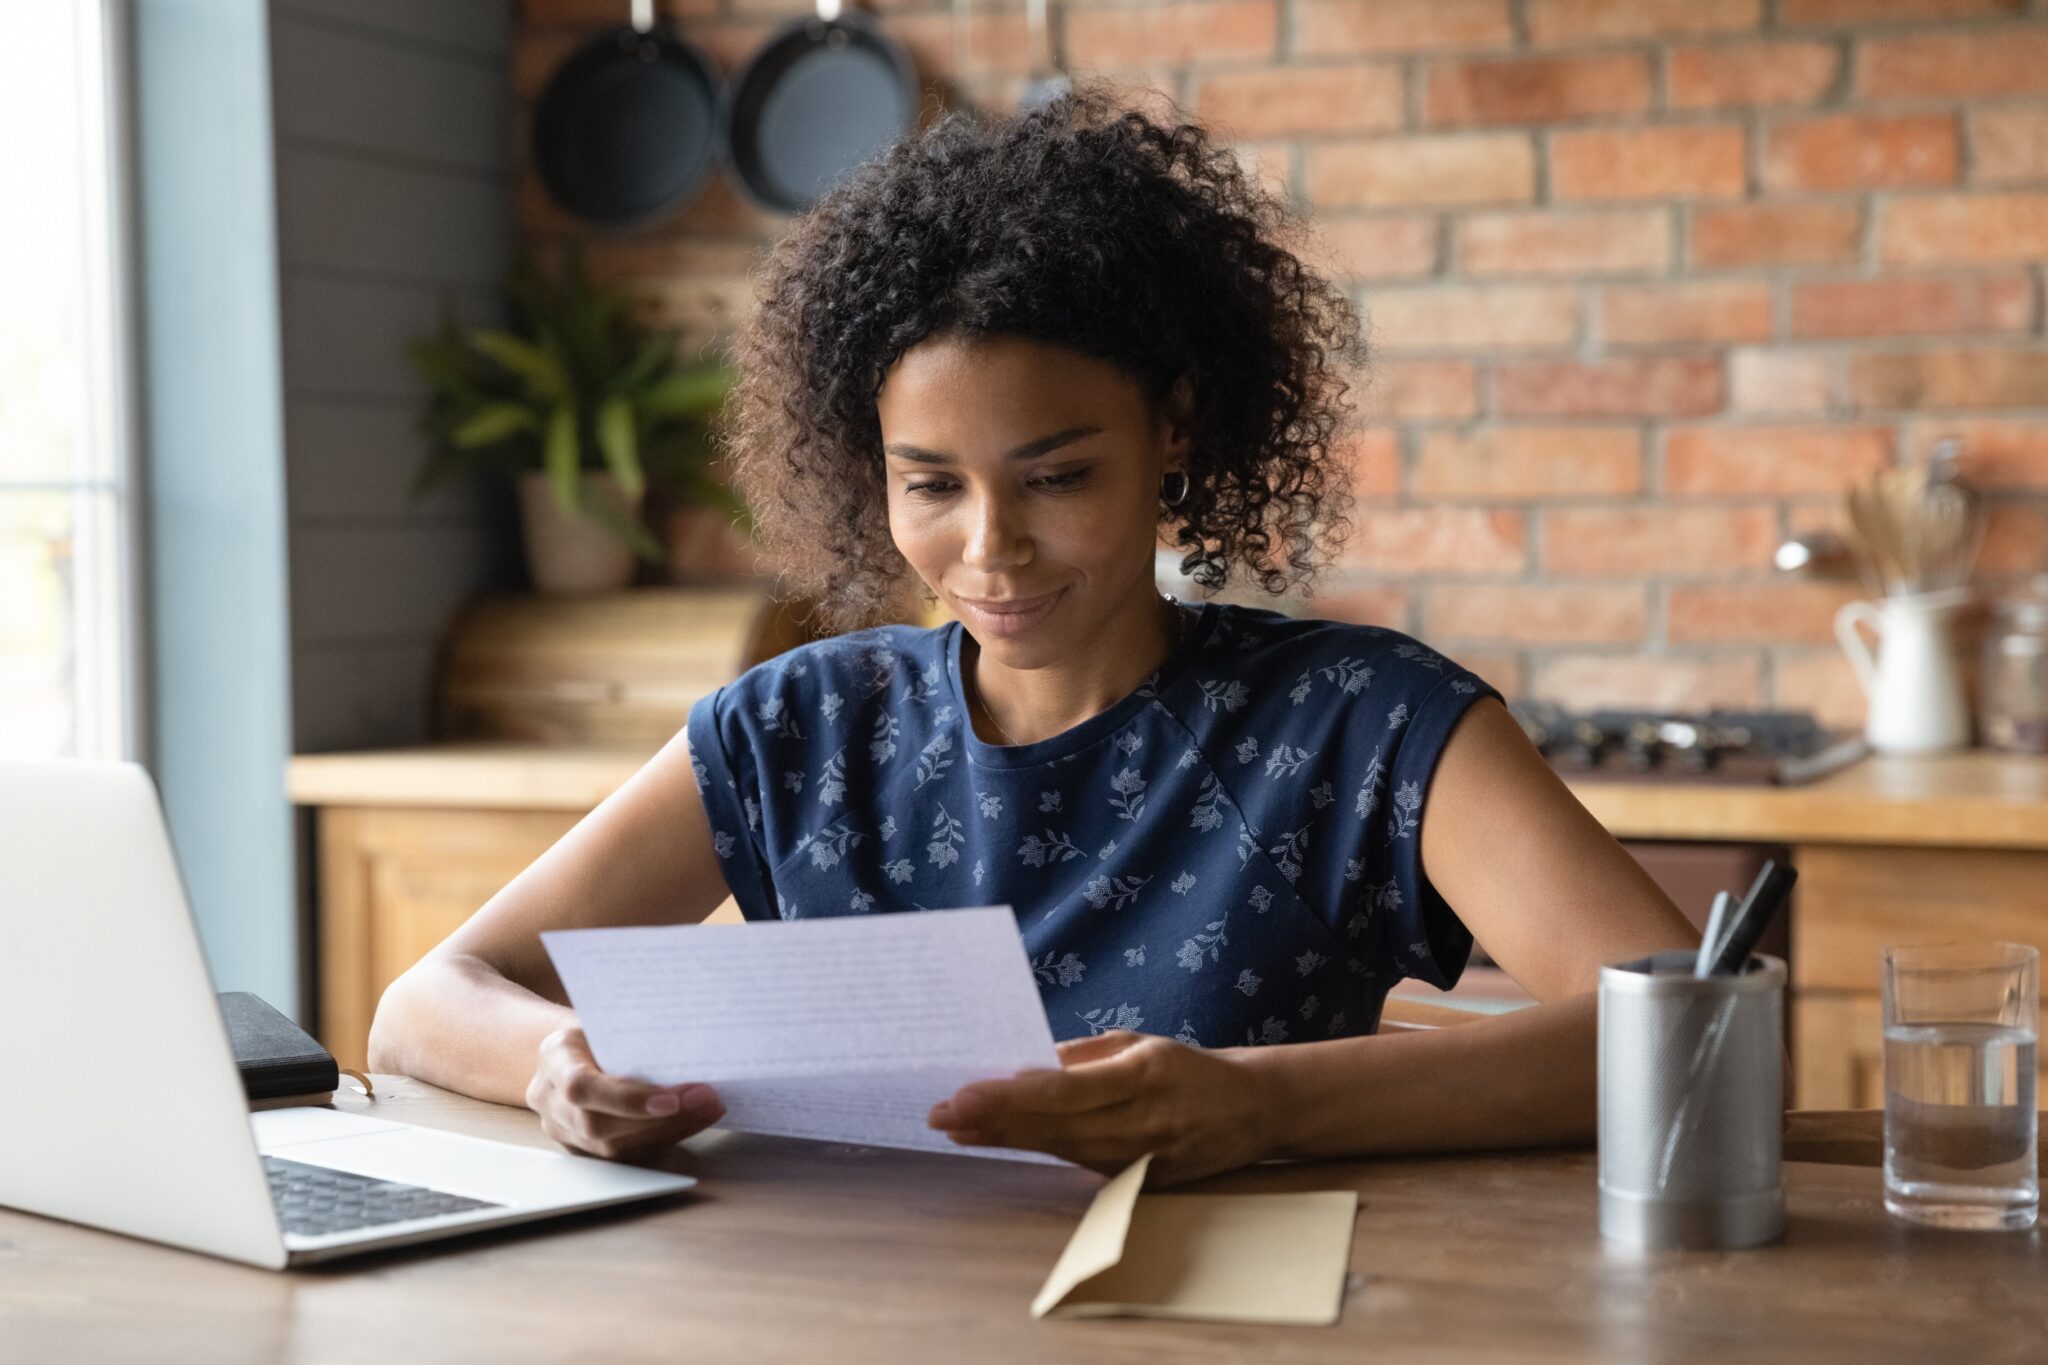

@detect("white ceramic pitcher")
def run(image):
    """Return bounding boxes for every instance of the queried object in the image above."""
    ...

[1834,588,1972,754]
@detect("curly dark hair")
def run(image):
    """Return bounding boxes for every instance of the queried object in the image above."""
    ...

[722,83,1365,630]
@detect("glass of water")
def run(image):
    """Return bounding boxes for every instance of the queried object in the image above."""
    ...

[1882,941,2039,1230]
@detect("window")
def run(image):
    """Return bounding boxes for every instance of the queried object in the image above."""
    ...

[0,2,141,761]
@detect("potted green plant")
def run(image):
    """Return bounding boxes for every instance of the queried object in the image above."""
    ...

[406,247,738,593]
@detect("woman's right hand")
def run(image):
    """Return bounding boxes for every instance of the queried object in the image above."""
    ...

[526,1023,725,1161]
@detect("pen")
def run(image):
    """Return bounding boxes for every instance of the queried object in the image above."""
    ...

[1694,890,1733,980]
[1703,862,1773,972]
[1707,860,1797,977]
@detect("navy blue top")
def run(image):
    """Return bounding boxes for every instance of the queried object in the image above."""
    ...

[686,600,1501,1049]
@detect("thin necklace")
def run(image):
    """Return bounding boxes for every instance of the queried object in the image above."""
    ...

[974,595,1186,748]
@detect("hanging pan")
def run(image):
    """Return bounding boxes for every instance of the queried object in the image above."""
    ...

[532,0,721,228]
[722,0,919,215]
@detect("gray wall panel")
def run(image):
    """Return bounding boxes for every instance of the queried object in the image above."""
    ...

[292,637,445,752]
[276,0,509,58]
[283,399,493,523]
[272,15,510,171]
[270,0,517,764]
[278,149,511,285]
[279,274,499,400]
[288,522,500,645]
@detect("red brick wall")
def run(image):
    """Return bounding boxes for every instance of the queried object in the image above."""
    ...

[514,0,2048,725]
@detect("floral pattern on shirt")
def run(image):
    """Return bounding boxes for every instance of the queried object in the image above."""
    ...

[685,602,1497,1046]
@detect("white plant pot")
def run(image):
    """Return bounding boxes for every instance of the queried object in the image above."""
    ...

[517,470,642,595]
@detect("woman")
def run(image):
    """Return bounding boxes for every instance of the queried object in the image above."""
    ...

[369,88,1696,1187]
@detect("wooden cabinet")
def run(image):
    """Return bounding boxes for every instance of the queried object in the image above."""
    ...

[315,807,581,1071]
[1790,845,2048,1109]
[1793,994,1885,1110]
[295,748,2048,1092]
[307,789,738,1072]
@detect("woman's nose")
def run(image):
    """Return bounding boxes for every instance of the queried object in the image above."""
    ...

[963,492,1032,571]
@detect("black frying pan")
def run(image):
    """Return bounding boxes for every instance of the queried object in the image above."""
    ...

[722,0,919,215]
[533,0,722,228]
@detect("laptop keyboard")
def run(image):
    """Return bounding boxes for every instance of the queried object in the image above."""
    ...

[263,1155,505,1237]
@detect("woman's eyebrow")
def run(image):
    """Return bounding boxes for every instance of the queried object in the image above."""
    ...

[883,425,1104,465]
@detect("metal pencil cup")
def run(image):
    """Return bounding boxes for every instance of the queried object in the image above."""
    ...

[1598,950,1786,1250]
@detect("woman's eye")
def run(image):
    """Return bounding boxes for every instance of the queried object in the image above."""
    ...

[900,466,1089,499]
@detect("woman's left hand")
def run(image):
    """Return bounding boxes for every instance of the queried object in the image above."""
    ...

[926,1030,1278,1186]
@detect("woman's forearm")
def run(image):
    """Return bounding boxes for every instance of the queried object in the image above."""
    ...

[367,953,577,1109]
[1249,993,1599,1163]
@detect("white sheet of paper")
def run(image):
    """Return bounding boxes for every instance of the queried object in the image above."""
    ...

[541,906,1065,1163]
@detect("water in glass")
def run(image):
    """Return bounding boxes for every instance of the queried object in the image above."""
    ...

[1883,1021,2038,1230]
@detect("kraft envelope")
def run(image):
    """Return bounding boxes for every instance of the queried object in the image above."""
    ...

[1031,1153,1359,1326]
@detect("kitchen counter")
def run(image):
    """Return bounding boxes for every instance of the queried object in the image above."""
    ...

[288,744,2048,850]
[1569,749,2048,849]
[287,742,2048,1098]
[289,743,651,812]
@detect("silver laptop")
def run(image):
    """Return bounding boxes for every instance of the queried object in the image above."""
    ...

[0,759,695,1268]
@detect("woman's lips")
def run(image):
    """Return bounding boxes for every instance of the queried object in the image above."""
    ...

[955,588,1065,638]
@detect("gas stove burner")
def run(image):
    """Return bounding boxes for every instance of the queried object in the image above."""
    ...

[1507,704,1862,785]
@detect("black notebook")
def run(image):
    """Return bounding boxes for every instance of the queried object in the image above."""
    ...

[219,991,339,1109]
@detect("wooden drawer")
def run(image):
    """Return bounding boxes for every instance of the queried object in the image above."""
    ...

[1791,845,2048,993]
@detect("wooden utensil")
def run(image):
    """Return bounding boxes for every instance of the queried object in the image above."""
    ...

[1842,460,1985,596]
[1846,482,1903,595]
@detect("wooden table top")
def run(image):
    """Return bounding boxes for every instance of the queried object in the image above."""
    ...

[3,1077,2041,1364]
[287,744,2048,850]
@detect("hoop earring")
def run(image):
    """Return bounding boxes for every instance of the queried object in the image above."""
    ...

[1160,470,1190,508]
